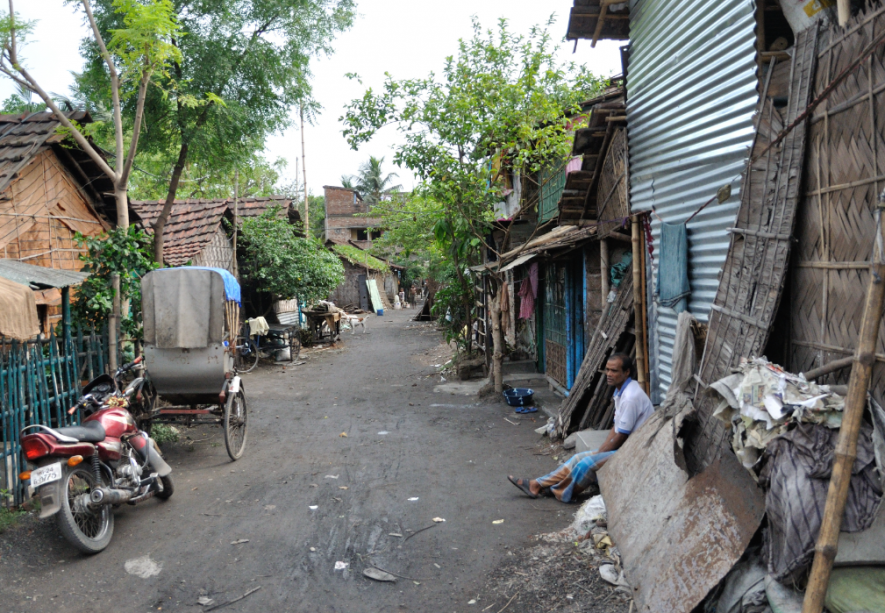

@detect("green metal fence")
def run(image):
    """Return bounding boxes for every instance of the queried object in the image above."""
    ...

[0,327,110,507]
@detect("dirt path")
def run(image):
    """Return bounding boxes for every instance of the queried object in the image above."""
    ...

[0,308,623,612]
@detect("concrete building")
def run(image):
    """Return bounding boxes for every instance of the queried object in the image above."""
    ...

[323,186,383,249]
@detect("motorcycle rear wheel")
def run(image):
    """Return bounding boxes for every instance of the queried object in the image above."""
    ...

[223,389,248,461]
[56,465,114,554]
[156,474,174,500]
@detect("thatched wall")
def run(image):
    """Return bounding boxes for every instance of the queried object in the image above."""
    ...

[789,3,885,393]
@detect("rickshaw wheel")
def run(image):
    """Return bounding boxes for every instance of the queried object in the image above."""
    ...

[223,389,248,460]
[289,331,302,361]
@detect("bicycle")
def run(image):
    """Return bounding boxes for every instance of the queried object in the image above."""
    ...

[234,322,301,373]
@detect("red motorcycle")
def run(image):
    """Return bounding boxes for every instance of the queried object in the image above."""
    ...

[19,358,174,554]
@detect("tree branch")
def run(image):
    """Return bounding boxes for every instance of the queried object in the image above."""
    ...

[80,0,125,176]
[1,5,117,182]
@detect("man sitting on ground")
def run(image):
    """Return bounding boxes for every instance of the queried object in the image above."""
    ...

[507,353,654,503]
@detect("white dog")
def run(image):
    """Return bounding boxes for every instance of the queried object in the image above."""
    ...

[344,314,369,334]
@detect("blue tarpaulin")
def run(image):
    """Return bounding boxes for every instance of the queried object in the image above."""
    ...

[157,267,241,306]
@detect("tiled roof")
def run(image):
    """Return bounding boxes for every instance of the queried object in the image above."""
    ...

[131,196,294,266]
[233,196,292,220]
[131,199,230,266]
[0,111,90,194]
[0,111,124,224]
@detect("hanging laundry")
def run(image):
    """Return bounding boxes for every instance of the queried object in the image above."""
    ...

[518,276,534,319]
[657,222,691,313]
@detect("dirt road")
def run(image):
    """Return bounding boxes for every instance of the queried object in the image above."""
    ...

[1,308,596,612]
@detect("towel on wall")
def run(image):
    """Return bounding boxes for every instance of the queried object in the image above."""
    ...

[657,222,691,313]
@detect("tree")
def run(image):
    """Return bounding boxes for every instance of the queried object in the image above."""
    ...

[238,207,344,307]
[343,156,402,204]
[0,0,182,229]
[79,0,355,263]
[0,82,44,113]
[72,226,158,338]
[343,17,605,390]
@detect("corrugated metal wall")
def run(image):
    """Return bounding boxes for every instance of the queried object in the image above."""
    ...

[627,0,759,401]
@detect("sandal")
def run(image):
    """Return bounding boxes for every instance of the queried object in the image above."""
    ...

[507,476,538,499]
[515,406,538,414]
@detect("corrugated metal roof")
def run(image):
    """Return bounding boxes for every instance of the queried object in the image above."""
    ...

[627,0,758,401]
[0,259,89,288]
[566,0,631,42]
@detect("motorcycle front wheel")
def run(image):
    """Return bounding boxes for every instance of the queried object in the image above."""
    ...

[56,465,114,554]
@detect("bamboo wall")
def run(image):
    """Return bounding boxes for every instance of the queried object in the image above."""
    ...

[790,4,885,392]
[0,149,107,269]
[193,226,235,274]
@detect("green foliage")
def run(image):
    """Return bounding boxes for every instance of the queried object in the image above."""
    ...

[0,505,26,533]
[129,151,286,201]
[105,0,183,90]
[331,243,388,272]
[342,17,605,349]
[151,423,179,444]
[78,0,356,212]
[342,156,402,204]
[239,207,344,305]
[71,226,159,337]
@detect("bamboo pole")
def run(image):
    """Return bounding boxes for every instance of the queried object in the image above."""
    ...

[801,204,885,613]
[639,217,650,395]
[837,0,850,27]
[600,238,610,305]
[301,106,309,235]
[108,273,120,372]
[631,216,647,390]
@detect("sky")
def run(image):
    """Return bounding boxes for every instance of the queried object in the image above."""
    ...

[0,0,623,196]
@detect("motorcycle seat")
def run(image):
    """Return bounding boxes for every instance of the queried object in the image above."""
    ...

[53,421,106,443]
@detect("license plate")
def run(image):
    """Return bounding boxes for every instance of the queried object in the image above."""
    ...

[30,462,62,488]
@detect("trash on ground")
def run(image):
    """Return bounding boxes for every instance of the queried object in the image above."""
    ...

[388,533,403,537]
[339,486,348,490]
[599,564,631,589]
[308,505,318,510]
[339,432,348,437]
[492,519,504,524]
[197,596,215,606]
[432,517,446,523]
[334,561,348,570]
[324,475,339,479]
[408,497,419,501]
[363,567,397,582]
[378,431,389,435]
[230,539,249,545]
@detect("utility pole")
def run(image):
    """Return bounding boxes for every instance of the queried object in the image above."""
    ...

[300,106,309,235]
[232,168,239,277]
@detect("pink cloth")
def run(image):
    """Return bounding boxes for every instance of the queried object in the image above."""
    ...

[518,277,534,319]
[518,264,539,320]
[565,156,583,175]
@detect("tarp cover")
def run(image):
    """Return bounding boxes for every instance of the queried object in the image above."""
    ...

[142,268,228,348]
[0,276,39,340]
[157,266,241,305]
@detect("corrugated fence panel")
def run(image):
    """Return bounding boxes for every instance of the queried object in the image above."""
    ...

[627,0,758,401]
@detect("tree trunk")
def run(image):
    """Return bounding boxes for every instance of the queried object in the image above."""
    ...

[114,185,129,229]
[152,142,190,263]
[489,279,505,393]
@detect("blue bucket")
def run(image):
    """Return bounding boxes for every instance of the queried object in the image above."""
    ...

[503,388,534,407]
[376,309,384,316]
